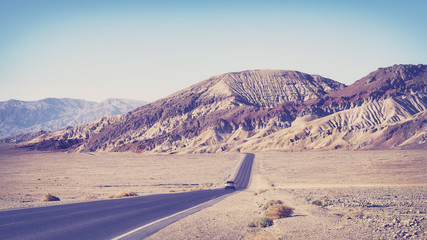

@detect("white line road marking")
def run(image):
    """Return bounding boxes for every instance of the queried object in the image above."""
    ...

[111,195,229,240]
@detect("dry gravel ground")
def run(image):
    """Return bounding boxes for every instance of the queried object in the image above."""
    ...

[0,144,426,240]
[147,150,427,240]
[0,144,240,210]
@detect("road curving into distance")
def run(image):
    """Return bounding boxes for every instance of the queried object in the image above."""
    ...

[0,153,254,240]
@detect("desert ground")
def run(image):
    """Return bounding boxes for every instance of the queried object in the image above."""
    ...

[0,144,240,210]
[0,144,426,239]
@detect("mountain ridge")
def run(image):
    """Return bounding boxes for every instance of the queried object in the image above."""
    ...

[20,64,426,153]
[0,98,146,139]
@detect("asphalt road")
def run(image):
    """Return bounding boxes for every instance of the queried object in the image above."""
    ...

[0,153,254,240]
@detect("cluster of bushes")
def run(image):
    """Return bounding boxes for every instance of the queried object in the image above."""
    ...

[43,191,139,202]
[248,217,274,228]
[248,200,294,228]
[107,191,138,199]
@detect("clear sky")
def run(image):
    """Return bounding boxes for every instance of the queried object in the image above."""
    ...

[1,0,426,102]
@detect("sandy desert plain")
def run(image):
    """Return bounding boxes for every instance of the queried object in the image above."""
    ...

[0,144,426,240]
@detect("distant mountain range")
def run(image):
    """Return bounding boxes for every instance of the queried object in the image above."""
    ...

[0,98,146,141]
[21,64,426,152]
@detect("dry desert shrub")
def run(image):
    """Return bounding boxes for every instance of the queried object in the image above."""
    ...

[311,197,326,206]
[264,204,294,220]
[80,195,97,200]
[345,209,364,219]
[107,191,138,199]
[243,232,277,240]
[248,217,274,228]
[311,196,328,207]
[250,200,294,228]
[43,193,60,202]
[260,200,283,211]
[311,199,323,206]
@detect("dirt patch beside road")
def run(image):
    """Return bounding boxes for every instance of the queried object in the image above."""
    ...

[147,150,427,240]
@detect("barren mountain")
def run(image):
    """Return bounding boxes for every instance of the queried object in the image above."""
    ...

[0,98,146,140]
[21,65,426,152]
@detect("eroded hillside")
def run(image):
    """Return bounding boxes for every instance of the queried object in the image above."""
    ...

[219,70,343,107]
[21,65,426,153]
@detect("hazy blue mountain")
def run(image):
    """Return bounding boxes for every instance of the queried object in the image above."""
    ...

[0,98,146,139]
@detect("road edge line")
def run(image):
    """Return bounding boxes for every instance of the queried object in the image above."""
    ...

[111,193,233,240]
[111,205,199,240]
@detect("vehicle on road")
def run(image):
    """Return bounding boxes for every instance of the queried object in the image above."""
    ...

[224,181,236,190]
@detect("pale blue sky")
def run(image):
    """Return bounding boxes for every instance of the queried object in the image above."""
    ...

[1,0,426,102]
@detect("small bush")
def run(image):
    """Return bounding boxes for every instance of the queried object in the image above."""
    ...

[265,204,294,220]
[248,217,274,228]
[250,200,294,228]
[261,200,283,211]
[312,199,323,206]
[107,191,138,199]
[43,193,60,202]
[243,233,277,240]
[311,196,328,206]
[345,209,364,219]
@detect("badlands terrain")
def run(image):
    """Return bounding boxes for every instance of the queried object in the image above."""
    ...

[20,64,426,153]
[0,145,425,239]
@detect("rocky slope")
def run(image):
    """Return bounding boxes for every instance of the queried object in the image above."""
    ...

[21,65,426,152]
[0,98,146,139]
